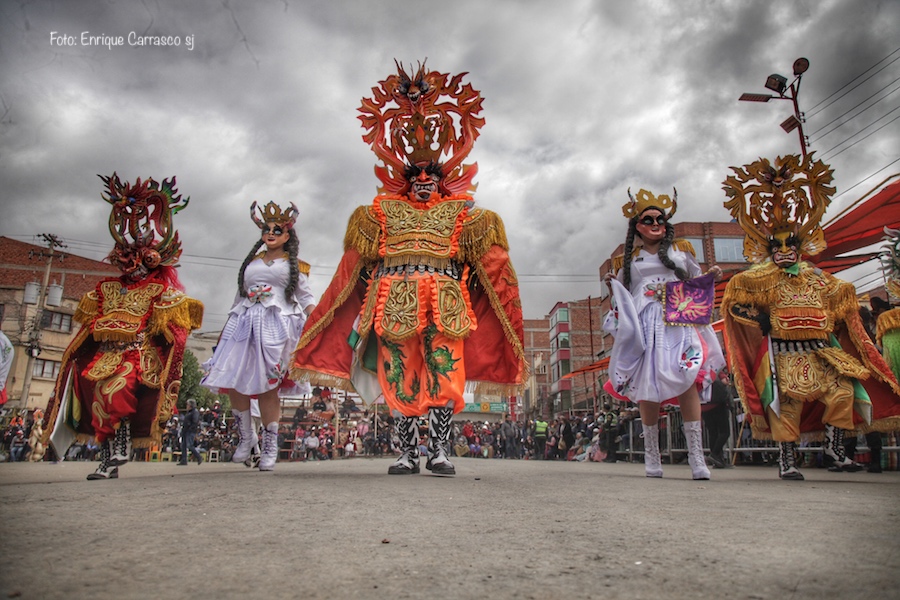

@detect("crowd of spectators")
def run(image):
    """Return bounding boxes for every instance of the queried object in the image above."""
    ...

[449,408,639,462]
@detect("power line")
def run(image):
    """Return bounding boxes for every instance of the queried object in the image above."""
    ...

[808,76,900,141]
[819,110,900,161]
[832,157,900,201]
[807,47,900,117]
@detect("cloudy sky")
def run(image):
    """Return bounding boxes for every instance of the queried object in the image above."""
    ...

[2,0,898,331]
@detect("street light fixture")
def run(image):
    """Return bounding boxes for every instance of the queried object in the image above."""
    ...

[739,57,810,157]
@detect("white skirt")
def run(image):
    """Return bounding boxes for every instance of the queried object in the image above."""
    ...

[202,303,306,397]
[604,279,724,403]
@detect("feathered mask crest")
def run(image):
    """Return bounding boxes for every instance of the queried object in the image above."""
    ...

[722,153,834,264]
[358,59,485,196]
[99,172,188,274]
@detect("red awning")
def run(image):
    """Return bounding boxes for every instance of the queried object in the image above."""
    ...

[562,357,610,380]
[819,178,900,260]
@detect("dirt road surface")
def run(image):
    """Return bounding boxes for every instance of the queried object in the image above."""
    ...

[1,458,898,599]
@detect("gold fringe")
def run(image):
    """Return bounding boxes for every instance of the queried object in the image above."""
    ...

[344,205,381,260]
[857,416,900,435]
[298,260,311,276]
[289,367,355,393]
[382,254,452,269]
[467,380,526,397]
[148,298,204,342]
[458,209,510,263]
[672,238,697,257]
[876,308,900,344]
[73,292,99,324]
[825,279,861,321]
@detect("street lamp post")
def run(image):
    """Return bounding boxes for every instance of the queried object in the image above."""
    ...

[739,57,810,157]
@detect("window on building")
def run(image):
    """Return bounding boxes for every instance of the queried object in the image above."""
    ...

[42,311,73,333]
[683,238,705,262]
[557,332,570,348]
[713,238,747,263]
[33,359,61,380]
[552,359,572,380]
[550,308,569,329]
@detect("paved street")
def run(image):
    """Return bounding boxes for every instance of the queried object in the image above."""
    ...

[1,457,898,600]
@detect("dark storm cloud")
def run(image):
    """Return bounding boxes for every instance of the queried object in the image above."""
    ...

[1,0,897,327]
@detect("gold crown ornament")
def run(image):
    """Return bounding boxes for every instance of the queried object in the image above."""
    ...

[250,201,298,229]
[622,188,677,220]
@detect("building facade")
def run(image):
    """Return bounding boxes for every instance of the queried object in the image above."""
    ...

[522,316,551,419]
[0,236,120,416]
[547,298,605,416]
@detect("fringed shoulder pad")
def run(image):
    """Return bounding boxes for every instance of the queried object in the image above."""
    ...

[343,205,381,260]
[876,307,900,344]
[73,290,100,325]
[458,208,509,263]
[822,274,861,320]
[672,238,696,256]
[148,290,204,342]
[722,262,782,307]
[298,260,311,276]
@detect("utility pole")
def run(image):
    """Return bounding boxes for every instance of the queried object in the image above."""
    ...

[19,234,66,408]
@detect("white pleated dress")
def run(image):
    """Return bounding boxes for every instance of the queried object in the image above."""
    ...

[201,257,315,396]
[602,248,724,404]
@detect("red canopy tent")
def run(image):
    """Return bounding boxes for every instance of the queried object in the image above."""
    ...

[819,176,900,261]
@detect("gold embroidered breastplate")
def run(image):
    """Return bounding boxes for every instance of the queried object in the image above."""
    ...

[93,281,165,341]
[359,197,476,341]
[378,198,469,268]
[769,272,832,340]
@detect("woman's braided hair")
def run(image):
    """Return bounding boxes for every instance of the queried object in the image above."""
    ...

[238,227,300,302]
[622,209,688,290]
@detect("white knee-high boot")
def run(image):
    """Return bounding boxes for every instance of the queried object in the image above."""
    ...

[683,420,710,480]
[258,422,279,471]
[231,409,255,463]
[643,424,663,478]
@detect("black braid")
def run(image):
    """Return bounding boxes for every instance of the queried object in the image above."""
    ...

[238,239,265,297]
[283,228,300,302]
[622,217,638,290]
[658,223,689,281]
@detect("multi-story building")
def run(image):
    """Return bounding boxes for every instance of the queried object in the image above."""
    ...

[522,317,550,419]
[0,236,120,417]
[547,297,605,416]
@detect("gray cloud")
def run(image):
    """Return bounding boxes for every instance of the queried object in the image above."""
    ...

[1,0,897,329]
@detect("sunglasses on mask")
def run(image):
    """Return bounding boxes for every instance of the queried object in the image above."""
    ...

[639,215,666,226]
[262,226,285,236]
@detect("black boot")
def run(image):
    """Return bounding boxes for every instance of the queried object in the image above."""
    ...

[778,442,804,480]
[426,407,456,476]
[824,425,863,472]
[387,415,420,474]
[87,440,119,480]
[110,419,131,466]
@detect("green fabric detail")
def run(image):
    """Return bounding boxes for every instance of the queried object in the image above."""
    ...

[883,330,900,381]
